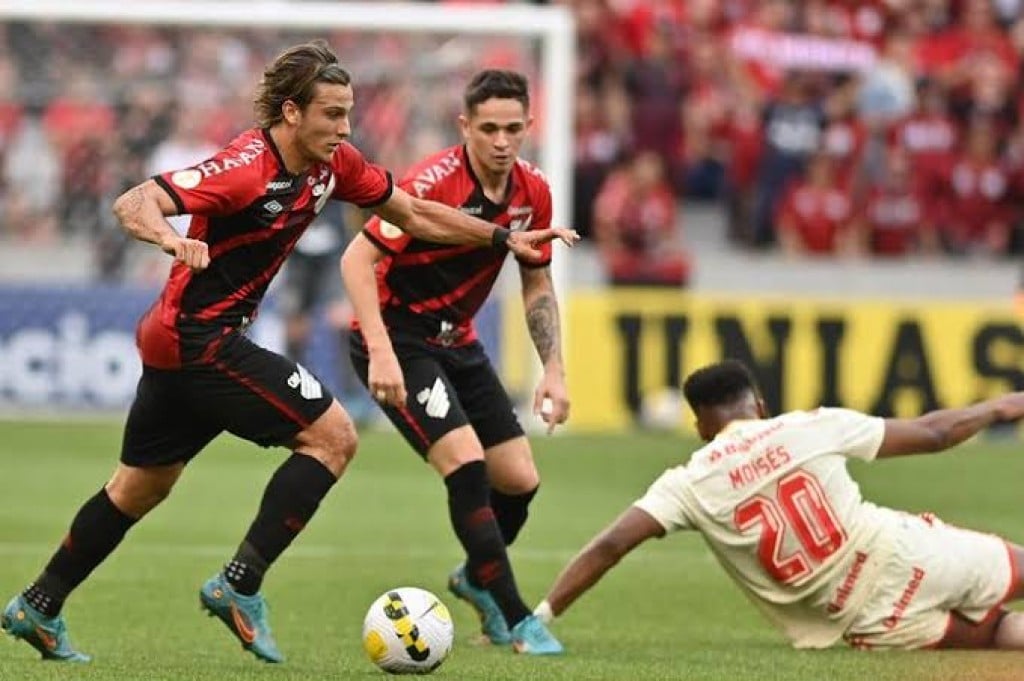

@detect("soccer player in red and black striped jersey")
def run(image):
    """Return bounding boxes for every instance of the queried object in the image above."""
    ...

[0,44,577,664]
[342,70,569,655]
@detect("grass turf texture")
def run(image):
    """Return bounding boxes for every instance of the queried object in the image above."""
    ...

[0,421,1021,680]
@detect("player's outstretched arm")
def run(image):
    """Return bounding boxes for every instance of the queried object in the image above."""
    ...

[112,179,209,271]
[521,266,569,434]
[339,233,406,408]
[371,187,579,260]
[536,507,664,623]
[877,392,1024,458]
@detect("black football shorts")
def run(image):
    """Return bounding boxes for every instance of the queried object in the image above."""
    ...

[349,332,524,457]
[121,330,334,466]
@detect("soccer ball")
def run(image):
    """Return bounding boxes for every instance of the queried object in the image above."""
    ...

[362,587,454,674]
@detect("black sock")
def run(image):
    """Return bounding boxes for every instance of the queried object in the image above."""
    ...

[25,489,137,617]
[223,544,267,596]
[228,453,337,595]
[445,461,531,628]
[489,486,538,546]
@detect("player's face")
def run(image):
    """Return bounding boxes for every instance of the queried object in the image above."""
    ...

[460,98,532,177]
[294,82,354,164]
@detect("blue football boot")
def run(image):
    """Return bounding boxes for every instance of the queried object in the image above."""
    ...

[1,594,91,662]
[447,564,512,645]
[511,614,564,655]
[199,573,283,663]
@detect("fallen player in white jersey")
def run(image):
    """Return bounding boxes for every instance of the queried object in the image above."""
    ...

[535,359,1024,651]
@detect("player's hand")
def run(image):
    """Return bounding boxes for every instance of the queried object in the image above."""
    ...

[533,375,570,435]
[993,392,1024,422]
[507,227,580,263]
[368,348,407,408]
[162,236,210,272]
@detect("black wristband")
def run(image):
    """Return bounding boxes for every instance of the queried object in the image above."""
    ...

[491,227,510,250]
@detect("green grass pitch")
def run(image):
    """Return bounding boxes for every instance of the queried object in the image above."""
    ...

[0,421,1021,680]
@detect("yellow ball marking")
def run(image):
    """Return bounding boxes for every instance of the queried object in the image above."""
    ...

[363,630,387,663]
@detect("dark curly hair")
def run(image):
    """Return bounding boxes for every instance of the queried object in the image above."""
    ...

[683,360,759,411]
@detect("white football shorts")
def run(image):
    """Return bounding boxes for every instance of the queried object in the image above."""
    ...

[843,512,1017,650]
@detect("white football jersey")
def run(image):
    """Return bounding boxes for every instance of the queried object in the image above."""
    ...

[634,408,905,648]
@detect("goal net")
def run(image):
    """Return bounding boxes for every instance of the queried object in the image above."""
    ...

[0,1,573,411]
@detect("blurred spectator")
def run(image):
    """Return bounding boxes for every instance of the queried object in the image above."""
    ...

[940,119,1014,256]
[41,68,115,237]
[922,0,1017,91]
[678,32,732,199]
[571,0,629,89]
[573,86,622,238]
[821,76,868,189]
[727,0,795,96]
[890,77,959,204]
[0,56,23,179]
[2,115,60,243]
[751,71,827,247]
[722,95,763,245]
[623,24,686,176]
[857,32,916,126]
[776,152,857,257]
[593,150,690,286]
[852,146,939,256]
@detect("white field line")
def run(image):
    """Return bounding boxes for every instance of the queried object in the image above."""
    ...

[0,542,709,565]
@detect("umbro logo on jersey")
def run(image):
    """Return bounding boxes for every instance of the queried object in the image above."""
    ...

[287,365,323,400]
[416,377,450,419]
[265,179,293,191]
[264,200,284,214]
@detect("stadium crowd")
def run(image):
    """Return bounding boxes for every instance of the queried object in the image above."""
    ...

[1,0,1024,285]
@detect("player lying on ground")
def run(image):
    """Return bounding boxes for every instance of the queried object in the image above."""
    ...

[535,360,1024,651]
[342,69,568,655]
[0,40,577,665]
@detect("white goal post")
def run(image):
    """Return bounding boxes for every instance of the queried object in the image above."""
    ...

[1,0,576,305]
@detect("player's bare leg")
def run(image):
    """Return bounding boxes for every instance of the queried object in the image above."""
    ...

[993,543,1024,649]
[936,544,1024,650]
[484,436,540,546]
[1,462,182,661]
[200,400,356,663]
[106,462,186,516]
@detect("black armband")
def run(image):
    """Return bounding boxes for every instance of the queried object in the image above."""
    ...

[491,227,510,251]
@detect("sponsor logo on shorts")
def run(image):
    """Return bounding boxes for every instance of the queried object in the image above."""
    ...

[883,566,926,629]
[826,550,869,614]
[417,377,450,419]
[433,320,463,347]
[287,365,323,400]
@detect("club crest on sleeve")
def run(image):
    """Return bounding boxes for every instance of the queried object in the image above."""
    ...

[171,169,202,189]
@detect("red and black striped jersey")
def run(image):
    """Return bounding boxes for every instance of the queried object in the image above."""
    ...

[359,144,552,346]
[139,127,392,368]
